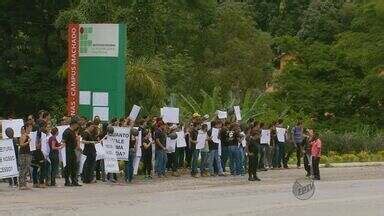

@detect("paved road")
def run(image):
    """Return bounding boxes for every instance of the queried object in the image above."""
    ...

[0,166,383,216]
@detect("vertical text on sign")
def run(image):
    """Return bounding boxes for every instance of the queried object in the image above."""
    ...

[67,24,80,116]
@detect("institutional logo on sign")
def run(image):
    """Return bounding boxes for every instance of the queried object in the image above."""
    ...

[79,24,119,57]
[292,178,315,200]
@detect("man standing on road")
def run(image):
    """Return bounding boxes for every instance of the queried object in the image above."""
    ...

[292,121,304,168]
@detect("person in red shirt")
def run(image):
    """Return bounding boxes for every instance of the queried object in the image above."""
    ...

[310,132,322,180]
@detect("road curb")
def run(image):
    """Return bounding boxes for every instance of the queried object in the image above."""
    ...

[320,162,384,168]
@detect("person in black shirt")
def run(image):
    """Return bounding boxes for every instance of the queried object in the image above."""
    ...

[155,122,167,177]
[62,118,81,186]
[142,129,153,179]
[189,123,199,177]
[82,122,97,184]
[246,128,261,181]
[219,121,230,173]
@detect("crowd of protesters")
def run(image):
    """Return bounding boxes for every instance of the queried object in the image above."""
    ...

[0,110,322,190]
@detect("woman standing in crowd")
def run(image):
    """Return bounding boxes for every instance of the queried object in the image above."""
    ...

[82,122,98,184]
[18,125,32,189]
[142,129,153,179]
[48,127,61,186]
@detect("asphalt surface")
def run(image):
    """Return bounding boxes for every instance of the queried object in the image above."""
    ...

[0,165,383,216]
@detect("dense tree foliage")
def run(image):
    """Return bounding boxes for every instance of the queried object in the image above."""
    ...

[0,0,383,132]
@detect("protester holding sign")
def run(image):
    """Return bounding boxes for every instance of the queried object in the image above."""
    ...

[275,119,287,169]
[208,121,225,176]
[5,128,19,187]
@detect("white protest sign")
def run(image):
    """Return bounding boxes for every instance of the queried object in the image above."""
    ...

[129,105,141,121]
[0,139,19,179]
[176,131,187,148]
[240,132,246,147]
[41,133,50,162]
[211,128,221,144]
[160,108,164,117]
[103,137,119,173]
[110,127,130,161]
[163,107,179,124]
[1,119,24,138]
[217,110,227,119]
[56,125,69,143]
[78,154,87,174]
[29,132,37,152]
[261,129,271,145]
[95,143,106,161]
[196,130,207,150]
[59,147,66,168]
[205,121,211,131]
[136,130,142,157]
[276,127,286,143]
[166,137,176,153]
[234,106,242,121]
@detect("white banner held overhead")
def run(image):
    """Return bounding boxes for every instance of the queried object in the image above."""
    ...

[110,127,130,161]
[217,110,227,119]
[162,107,179,124]
[234,106,242,121]
[0,139,19,179]
[1,119,24,138]
[103,137,119,173]
[129,105,141,121]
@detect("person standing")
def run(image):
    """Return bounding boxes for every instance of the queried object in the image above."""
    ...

[219,122,230,173]
[48,127,61,186]
[62,118,81,186]
[155,122,167,178]
[125,127,137,183]
[259,123,270,171]
[200,124,210,177]
[275,119,287,169]
[227,123,241,176]
[303,129,312,177]
[292,121,304,168]
[189,123,200,178]
[207,121,224,176]
[5,127,19,187]
[81,122,97,184]
[310,132,322,180]
[142,130,153,179]
[18,125,32,190]
[246,128,261,181]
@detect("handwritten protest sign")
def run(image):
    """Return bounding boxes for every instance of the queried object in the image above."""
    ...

[110,127,130,161]
[103,137,119,173]
[0,139,19,179]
